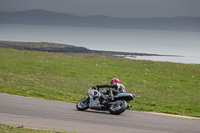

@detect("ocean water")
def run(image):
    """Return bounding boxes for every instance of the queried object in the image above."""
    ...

[0,24,200,64]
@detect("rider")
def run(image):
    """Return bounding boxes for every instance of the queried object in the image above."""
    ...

[89,78,126,109]
[96,78,126,93]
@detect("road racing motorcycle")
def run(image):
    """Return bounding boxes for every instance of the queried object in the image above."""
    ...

[76,87,135,115]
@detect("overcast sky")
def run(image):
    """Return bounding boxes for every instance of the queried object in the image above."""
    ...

[0,0,200,18]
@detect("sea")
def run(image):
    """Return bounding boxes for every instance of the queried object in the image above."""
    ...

[0,24,200,64]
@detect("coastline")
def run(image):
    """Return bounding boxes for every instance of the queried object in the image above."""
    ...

[1,40,199,64]
[0,40,180,57]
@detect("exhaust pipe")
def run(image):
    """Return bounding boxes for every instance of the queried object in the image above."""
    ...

[127,105,132,109]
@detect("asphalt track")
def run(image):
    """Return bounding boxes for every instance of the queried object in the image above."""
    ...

[0,93,199,133]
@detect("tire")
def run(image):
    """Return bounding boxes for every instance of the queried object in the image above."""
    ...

[76,97,89,111]
[109,99,127,115]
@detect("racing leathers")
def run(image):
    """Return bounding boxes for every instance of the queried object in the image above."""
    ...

[96,83,126,93]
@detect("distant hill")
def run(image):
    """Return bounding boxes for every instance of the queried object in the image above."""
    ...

[0,9,200,32]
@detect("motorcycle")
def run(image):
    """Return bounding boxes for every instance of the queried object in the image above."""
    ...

[76,87,135,115]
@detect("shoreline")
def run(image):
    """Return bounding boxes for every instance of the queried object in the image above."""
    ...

[1,40,200,64]
[0,40,180,58]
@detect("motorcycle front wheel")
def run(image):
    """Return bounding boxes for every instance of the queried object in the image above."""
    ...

[109,99,127,115]
[76,97,90,111]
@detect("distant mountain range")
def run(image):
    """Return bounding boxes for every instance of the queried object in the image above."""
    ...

[0,9,200,32]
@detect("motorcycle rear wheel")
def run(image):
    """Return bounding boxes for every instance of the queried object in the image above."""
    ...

[76,97,89,111]
[109,99,127,115]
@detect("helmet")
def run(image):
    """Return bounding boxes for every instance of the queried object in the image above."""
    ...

[111,78,120,84]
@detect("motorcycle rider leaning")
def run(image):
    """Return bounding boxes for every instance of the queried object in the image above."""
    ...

[96,78,126,94]
[89,78,126,109]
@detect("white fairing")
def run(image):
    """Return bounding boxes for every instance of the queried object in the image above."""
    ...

[87,88,102,108]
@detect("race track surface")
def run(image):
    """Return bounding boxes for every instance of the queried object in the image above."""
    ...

[0,93,199,133]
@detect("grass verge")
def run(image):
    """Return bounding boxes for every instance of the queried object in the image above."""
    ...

[0,46,200,117]
[0,124,75,133]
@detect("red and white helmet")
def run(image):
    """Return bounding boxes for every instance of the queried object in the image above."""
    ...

[111,78,120,84]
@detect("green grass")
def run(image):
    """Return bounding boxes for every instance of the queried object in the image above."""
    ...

[0,47,200,117]
[0,124,75,133]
